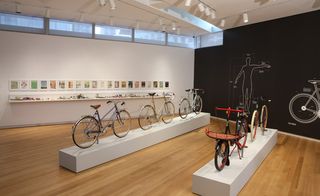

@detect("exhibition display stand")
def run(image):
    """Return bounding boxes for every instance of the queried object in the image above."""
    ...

[59,112,210,172]
[192,128,277,196]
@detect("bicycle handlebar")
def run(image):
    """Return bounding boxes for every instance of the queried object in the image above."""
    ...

[216,107,244,113]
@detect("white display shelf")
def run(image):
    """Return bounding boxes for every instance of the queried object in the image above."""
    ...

[192,128,277,196]
[59,112,210,172]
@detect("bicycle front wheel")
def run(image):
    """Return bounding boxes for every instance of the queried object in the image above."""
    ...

[193,95,203,114]
[289,93,319,124]
[179,98,190,119]
[250,110,259,141]
[260,105,268,134]
[161,101,175,124]
[72,116,100,149]
[138,105,157,130]
[214,140,230,171]
[113,110,132,138]
[238,119,248,149]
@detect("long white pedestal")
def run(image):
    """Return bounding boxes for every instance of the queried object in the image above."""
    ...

[192,128,277,196]
[59,112,210,172]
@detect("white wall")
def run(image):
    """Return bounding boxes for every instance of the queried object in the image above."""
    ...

[0,31,194,128]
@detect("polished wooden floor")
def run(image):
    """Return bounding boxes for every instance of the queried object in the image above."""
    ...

[0,119,319,196]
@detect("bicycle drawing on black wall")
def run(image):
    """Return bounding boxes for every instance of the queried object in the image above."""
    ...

[289,80,320,124]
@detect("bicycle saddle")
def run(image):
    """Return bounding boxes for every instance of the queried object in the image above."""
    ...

[185,89,191,92]
[308,80,320,84]
[148,93,156,96]
[90,104,101,110]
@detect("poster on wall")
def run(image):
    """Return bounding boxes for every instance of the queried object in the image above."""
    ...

[92,81,98,89]
[99,81,106,89]
[121,81,127,88]
[31,80,38,90]
[147,81,152,89]
[84,81,90,89]
[75,81,82,89]
[40,80,48,90]
[114,81,120,88]
[107,81,113,89]
[134,81,139,88]
[58,81,66,89]
[165,81,169,88]
[50,80,57,90]
[20,80,29,90]
[67,81,74,89]
[153,81,158,88]
[141,81,146,88]
[159,81,163,89]
[128,81,133,89]
[10,80,19,90]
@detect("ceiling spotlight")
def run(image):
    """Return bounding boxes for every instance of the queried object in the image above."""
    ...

[79,13,84,22]
[198,3,205,12]
[211,10,216,19]
[136,21,140,29]
[220,19,225,27]
[172,22,176,31]
[205,7,211,16]
[109,0,116,10]
[177,27,181,35]
[109,16,114,26]
[185,0,192,7]
[45,8,50,18]
[243,12,249,23]
[98,0,106,6]
[162,25,166,32]
[15,4,21,14]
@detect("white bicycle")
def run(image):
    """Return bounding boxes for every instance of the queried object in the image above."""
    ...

[289,80,320,124]
[178,89,204,119]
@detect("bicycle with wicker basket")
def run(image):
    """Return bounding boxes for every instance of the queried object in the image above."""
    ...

[205,107,249,171]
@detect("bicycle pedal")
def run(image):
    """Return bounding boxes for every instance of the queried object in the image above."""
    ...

[226,158,230,166]
[244,145,248,148]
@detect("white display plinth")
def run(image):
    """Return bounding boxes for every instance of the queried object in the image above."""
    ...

[192,128,277,196]
[59,112,210,172]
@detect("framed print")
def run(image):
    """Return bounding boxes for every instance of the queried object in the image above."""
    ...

[58,81,66,89]
[134,81,139,88]
[128,81,133,88]
[92,81,98,89]
[50,80,57,90]
[114,81,120,88]
[10,80,19,90]
[20,80,29,90]
[75,81,82,89]
[121,81,127,88]
[84,81,90,89]
[40,80,48,90]
[147,81,152,88]
[141,81,146,88]
[99,81,107,89]
[159,81,163,88]
[153,81,158,88]
[107,81,113,89]
[67,81,74,89]
[165,81,169,88]
[31,80,38,90]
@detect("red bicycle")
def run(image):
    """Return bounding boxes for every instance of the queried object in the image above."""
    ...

[206,107,249,171]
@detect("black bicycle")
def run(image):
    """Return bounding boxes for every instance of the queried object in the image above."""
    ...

[72,100,132,149]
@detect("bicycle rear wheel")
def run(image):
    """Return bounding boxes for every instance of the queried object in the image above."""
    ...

[238,119,248,151]
[260,105,268,135]
[161,101,175,124]
[289,93,319,124]
[179,98,190,119]
[214,140,230,171]
[193,95,203,114]
[113,110,132,138]
[72,116,100,149]
[250,110,259,141]
[138,105,157,130]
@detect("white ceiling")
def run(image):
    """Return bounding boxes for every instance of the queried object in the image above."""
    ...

[0,0,319,36]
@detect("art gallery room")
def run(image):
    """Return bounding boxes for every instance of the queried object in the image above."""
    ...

[1,0,320,195]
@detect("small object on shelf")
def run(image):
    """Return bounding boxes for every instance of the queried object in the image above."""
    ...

[96,94,106,99]
[76,93,87,99]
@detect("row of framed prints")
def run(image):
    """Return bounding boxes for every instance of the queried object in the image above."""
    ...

[9,80,170,91]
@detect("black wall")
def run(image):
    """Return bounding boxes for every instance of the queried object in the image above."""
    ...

[194,10,320,139]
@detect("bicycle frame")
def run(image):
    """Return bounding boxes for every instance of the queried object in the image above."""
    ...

[93,102,120,133]
[150,93,173,120]
[306,84,320,105]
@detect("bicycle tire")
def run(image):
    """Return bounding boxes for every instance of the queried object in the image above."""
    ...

[238,118,248,153]
[161,101,175,124]
[214,140,230,171]
[113,110,132,138]
[260,105,268,135]
[179,98,190,119]
[289,93,319,124]
[138,105,157,130]
[250,110,259,141]
[72,115,100,149]
[193,95,203,114]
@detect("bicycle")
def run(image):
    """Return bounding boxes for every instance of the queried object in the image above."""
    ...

[289,80,320,124]
[72,100,132,149]
[178,88,204,119]
[138,92,175,130]
[250,97,271,141]
[205,107,249,171]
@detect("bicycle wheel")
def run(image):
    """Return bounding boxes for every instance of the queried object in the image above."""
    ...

[238,118,248,150]
[289,93,319,124]
[214,140,230,171]
[161,101,175,124]
[72,116,100,149]
[193,95,203,114]
[250,110,259,141]
[179,98,190,119]
[138,105,157,130]
[260,105,268,135]
[113,110,132,138]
